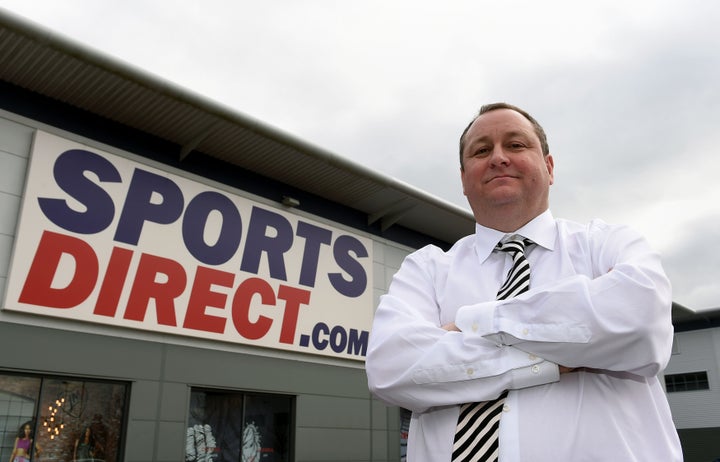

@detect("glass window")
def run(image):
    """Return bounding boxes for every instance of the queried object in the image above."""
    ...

[186,389,293,462]
[665,371,710,392]
[0,376,41,461]
[0,373,128,462]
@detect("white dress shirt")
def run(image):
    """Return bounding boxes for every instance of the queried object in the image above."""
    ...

[366,210,682,461]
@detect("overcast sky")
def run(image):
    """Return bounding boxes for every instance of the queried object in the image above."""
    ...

[2,1,718,311]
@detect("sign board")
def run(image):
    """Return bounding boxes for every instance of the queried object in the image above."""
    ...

[4,131,373,360]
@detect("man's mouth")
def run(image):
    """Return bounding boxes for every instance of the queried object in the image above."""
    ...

[486,174,516,183]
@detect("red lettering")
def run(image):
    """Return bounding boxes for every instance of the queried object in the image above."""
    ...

[231,277,274,340]
[17,231,315,349]
[94,246,134,317]
[124,253,186,326]
[277,285,310,344]
[183,266,234,333]
[19,231,98,308]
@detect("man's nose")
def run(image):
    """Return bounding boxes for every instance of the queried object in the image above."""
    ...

[489,147,510,165]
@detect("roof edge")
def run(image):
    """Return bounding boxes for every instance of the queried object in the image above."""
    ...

[0,7,475,223]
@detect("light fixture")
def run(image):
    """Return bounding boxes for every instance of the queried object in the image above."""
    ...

[42,389,67,439]
[282,196,300,208]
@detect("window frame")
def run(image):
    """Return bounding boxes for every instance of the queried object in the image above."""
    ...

[186,386,295,462]
[0,370,130,462]
[664,371,710,393]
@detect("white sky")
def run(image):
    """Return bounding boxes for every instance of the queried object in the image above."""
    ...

[1,0,718,311]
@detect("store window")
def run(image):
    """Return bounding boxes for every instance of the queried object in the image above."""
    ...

[0,373,128,462]
[186,388,293,462]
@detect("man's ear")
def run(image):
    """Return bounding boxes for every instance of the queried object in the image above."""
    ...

[545,154,555,185]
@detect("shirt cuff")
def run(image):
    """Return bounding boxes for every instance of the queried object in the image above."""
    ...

[455,300,497,338]
[510,360,560,389]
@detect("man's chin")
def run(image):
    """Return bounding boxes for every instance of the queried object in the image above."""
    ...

[485,189,522,205]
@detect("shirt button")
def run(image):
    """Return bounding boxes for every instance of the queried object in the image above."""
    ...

[522,328,529,336]
[503,404,510,412]
[531,365,540,374]
[467,368,474,376]
[528,354,537,360]
[471,323,478,333]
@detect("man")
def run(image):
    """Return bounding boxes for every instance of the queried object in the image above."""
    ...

[365,103,682,461]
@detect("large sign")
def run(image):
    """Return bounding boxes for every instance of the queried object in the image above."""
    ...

[4,131,373,360]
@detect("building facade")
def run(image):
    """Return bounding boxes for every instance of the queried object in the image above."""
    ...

[664,305,720,462]
[0,10,475,462]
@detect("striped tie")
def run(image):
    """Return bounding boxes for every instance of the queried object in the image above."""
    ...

[452,237,534,462]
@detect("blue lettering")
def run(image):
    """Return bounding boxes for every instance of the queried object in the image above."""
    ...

[329,235,368,297]
[296,221,332,287]
[329,325,347,353]
[41,149,369,302]
[311,322,330,350]
[38,149,120,234]
[240,207,292,281]
[114,169,184,245]
[347,328,368,356]
[302,323,368,357]
[183,191,242,265]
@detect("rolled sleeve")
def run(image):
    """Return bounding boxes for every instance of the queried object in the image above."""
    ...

[510,359,559,389]
[455,300,497,338]
[410,345,559,391]
[455,294,591,346]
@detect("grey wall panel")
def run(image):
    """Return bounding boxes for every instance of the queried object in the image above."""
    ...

[158,381,190,422]
[0,150,28,198]
[371,398,389,430]
[296,394,369,429]
[0,234,11,282]
[129,379,162,421]
[0,323,165,379]
[123,419,157,462]
[156,420,186,462]
[295,427,370,461]
[162,344,370,398]
[0,116,33,160]
[0,192,20,236]
[372,428,390,462]
[0,120,30,294]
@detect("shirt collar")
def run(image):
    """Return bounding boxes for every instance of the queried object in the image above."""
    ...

[473,209,557,262]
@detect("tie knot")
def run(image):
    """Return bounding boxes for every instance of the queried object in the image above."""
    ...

[496,236,533,255]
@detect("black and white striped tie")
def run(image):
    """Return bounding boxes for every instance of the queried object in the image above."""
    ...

[452,237,534,462]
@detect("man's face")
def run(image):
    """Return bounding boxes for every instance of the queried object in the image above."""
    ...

[460,108,554,226]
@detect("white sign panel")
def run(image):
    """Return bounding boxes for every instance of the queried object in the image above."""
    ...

[4,131,373,361]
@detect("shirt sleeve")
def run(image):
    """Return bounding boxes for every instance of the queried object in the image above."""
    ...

[366,245,560,413]
[455,221,673,377]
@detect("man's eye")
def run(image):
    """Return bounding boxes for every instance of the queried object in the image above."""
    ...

[509,142,526,150]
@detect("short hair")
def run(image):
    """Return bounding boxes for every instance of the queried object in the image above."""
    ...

[459,102,550,169]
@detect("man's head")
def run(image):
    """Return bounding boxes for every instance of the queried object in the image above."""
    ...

[459,103,554,232]
[459,102,550,170]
